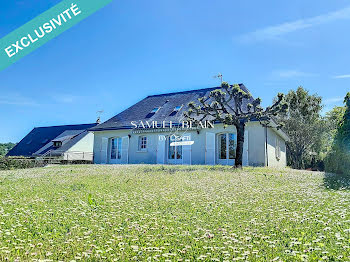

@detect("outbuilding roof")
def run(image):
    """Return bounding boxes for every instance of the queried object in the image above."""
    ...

[7,123,97,157]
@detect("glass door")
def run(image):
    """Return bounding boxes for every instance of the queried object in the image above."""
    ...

[217,133,236,165]
[109,137,122,164]
[167,137,183,164]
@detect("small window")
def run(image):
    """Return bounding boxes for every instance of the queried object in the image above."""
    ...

[173,105,182,112]
[53,141,62,148]
[138,136,147,151]
[26,140,32,145]
[275,137,281,160]
[42,138,49,144]
[151,107,160,113]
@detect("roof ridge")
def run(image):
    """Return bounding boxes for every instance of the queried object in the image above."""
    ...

[33,123,97,129]
[146,84,244,98]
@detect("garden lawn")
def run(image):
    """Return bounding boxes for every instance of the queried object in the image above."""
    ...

[0,165,350,261]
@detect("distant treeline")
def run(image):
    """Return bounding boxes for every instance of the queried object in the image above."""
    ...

[275,87,350,174]
[0,143,16,157]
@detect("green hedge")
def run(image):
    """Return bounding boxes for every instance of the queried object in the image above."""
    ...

[0,157,45,170]
[325,93,350,175]
[325,145,350,176]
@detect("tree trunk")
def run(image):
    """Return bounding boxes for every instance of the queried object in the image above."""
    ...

[235,122,245,168]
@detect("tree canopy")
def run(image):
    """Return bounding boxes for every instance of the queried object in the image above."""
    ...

[184,82,288,167]
[276,87,325,169]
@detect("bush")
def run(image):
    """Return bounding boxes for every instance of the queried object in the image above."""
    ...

[325,93,350,175]
[0,157,46,170]
[325,145,350,175]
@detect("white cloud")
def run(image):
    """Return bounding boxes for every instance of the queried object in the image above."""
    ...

[272,69,317,79]
[0,95,39,106]
[238,6,350,42]
[333,74,350,79]
[324,97,343,104]
[52,94,81,104]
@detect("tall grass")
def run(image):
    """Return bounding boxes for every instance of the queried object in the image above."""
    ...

[0,165,349,261]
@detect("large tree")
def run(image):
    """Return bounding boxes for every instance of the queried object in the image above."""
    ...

[184,82,288,168]
[276,87,324,169]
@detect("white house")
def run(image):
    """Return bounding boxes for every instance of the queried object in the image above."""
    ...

[90,85,289,167]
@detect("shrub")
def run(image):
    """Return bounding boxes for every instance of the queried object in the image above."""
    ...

[0,157,45,170]
[325,93,350,175]
[325,145,350,175]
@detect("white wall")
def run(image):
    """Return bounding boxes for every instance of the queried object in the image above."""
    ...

[93,129,200,164]
[92,122,285,167]
[64,132,95,161]
[266,128,287,168]
[94,129,130,164]
[247,122,266,166]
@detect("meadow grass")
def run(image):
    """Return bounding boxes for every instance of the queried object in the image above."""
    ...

[0,165,349,261]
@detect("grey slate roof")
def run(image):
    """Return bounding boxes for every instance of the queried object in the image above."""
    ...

[90,84,254,131]
[7,123,97,157]
[51,130,84,142]
[33,130,86,156]
[50,130,91,156]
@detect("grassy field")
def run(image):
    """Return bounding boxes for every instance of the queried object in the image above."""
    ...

[0,165,349,261]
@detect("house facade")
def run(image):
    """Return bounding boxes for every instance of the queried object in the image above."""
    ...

[91,85,288,167]
[7,123,97,161]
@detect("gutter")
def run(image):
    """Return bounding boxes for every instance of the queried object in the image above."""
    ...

[89,119,271,132]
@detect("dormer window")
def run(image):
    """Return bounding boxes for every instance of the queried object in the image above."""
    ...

[53,141,62,148]
[151,107,160,113]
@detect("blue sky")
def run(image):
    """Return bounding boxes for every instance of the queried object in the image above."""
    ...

[1,0,349,142]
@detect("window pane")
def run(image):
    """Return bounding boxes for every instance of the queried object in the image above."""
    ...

[168,139,175,159]
[176,145,182,159]
[151,107,159,113]
[111,139,116,159]
[142,137,147,149]
[138,136,146,150]
[219,134,226,159]
[117,138,122,159]
[174,106,182,112]
[228,133,236,159]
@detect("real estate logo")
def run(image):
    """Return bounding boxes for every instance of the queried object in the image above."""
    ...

[130,120,214,130]
[160,134,194,146]
[131,119,214,146]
